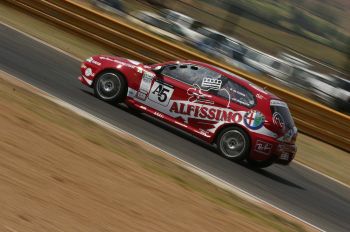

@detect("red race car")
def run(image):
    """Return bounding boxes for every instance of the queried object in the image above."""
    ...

[79,56,297,168]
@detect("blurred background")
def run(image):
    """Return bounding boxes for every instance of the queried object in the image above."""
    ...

[85,0,349,113]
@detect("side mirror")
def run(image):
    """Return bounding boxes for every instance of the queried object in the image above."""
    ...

[152,65,164,75]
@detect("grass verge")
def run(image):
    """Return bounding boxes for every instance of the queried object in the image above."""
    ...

[0,70,315,231]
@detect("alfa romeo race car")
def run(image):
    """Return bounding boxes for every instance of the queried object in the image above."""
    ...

[79,56,298,168]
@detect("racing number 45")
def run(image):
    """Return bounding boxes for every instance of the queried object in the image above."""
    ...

[148,81,174,106]
[153,84,169,102]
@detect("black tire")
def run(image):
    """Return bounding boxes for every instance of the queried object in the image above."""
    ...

[94,71,127,103]
[247,156,276,169]
[216,126,250,161]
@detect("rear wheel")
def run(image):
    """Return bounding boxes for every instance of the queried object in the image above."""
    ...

[216,127,250,161]
[94,71,126,103]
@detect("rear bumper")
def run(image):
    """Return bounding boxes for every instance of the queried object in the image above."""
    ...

[274,143,297,165]
[249,135,297,165]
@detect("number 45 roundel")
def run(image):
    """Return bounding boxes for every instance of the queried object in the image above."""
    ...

[148,81,174,106]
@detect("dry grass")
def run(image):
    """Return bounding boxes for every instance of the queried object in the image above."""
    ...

[0,72,315,231]
[296,134,350,186]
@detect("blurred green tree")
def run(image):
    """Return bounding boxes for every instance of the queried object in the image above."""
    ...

[313,3,338,25]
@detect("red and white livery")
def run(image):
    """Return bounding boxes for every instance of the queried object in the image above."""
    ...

[79,56,298,168]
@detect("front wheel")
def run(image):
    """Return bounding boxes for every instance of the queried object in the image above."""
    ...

[216,127,250,161]
[94,71,126,103]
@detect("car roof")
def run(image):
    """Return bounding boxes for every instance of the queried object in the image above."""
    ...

[158,60,279,100]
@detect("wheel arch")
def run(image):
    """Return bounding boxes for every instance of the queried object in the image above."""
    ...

[212,123,251,145]
[93,68,128,88]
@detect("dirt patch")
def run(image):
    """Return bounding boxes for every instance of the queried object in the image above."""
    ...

[0,72,316,232]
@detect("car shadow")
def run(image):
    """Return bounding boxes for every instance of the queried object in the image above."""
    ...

[80,88,305,190]
[242,162,305,190]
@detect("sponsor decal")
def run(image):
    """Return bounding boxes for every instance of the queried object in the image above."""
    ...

[243,110,265,130]
[129,84,277,137]
[169,102,243,124]
[142,70,155,79]
[254,140,273,155]
[188,84,230,107]
[187,85,214,105]
[127,88,137,97]
[137,71,155,100]
[256,93,265,100]
[136,67,143,73]
[272,112,285,129]
[270,99,288,108]
[153,111,164,118]
[148,81,174,106]
[198,129,210,137]
[100,57,137,69]
[201,78,222,90]
[86,57,101,66]
[127,59,141,65]
[84,68,93,77]
[136,92,147,100]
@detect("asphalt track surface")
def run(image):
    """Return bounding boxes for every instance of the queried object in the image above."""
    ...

[1,23,350,232]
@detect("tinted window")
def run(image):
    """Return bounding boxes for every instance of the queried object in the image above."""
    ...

[270,100,295,130]
[217,78,255,108]
[161,65,181,80]
[162,64,221,87]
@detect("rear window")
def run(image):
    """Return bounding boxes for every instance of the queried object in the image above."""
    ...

[270,100,295,130]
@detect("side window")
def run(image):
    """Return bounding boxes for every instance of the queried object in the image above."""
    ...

[217,78,255,108]
[161,65,182,80]
[161,64,196,84]
[195,67,222,90]
[162,64,221,88]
